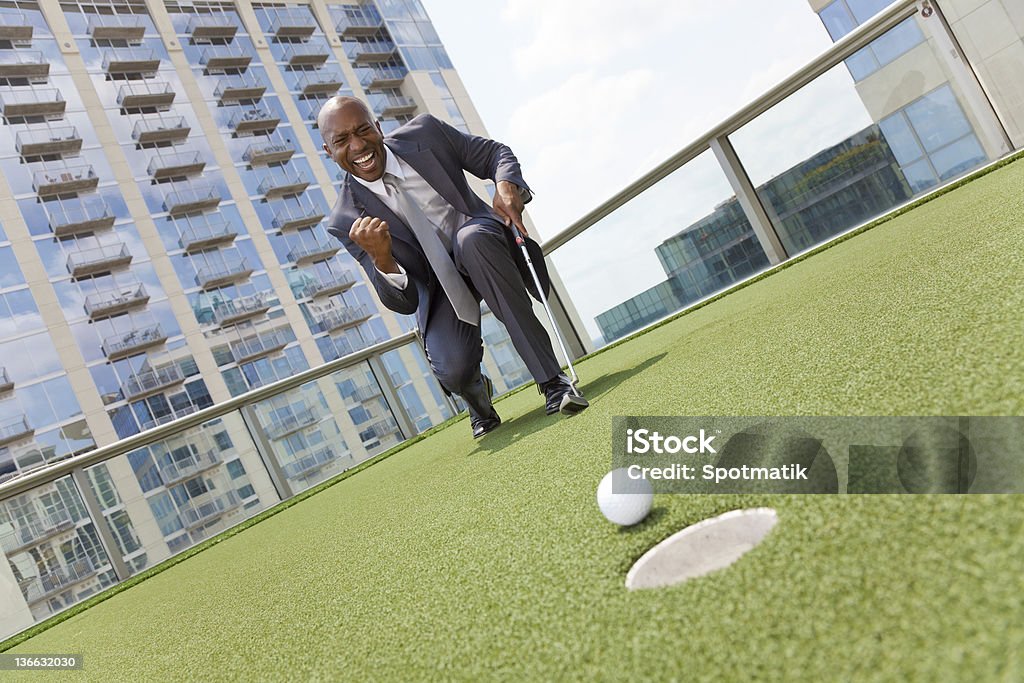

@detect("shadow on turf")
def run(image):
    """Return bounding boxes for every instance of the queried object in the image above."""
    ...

[469,353,669,454]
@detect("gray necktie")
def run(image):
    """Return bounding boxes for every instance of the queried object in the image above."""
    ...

[383,173,479,326]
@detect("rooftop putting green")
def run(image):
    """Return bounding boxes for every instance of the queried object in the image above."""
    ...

[4,156,1023,681]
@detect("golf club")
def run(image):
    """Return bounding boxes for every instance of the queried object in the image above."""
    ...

[514,232,590,416]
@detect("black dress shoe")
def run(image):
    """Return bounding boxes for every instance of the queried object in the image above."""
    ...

[539,372,582,415]
[462,374,501,438]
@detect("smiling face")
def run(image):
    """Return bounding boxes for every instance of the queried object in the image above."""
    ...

[320,99,387,182]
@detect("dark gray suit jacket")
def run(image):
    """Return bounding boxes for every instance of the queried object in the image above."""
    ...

[326,114,549,332]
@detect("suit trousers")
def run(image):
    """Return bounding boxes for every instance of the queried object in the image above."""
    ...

[421,219,561,396]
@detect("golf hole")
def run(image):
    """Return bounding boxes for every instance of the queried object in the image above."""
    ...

[625,508,778,590]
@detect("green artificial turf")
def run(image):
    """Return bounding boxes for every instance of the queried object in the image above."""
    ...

[4,157,1023,681]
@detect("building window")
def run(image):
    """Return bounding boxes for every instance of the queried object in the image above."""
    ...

[879,84,987,193]
[819,0,924,82]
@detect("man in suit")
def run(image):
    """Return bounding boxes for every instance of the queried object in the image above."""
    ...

[318,96,585,438]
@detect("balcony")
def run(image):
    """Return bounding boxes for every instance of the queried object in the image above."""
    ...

[200,46,251,71]
[16,126,82,158]
[47,199,115,237]
[272,205,324,232]
[318,304,372,333]
[157,448,219,485]
[187,14,238,40]
[288,239,340,265]
[0,510,75,556]
[122,364,185,399]
[0,366,11,393]
[148,150,206,180]
[88,14,145,41]
[164,183,221,216]
[229,106,279,134]
[297,69,344,96]
[140,405,200,432]
[342,39,396,64]
[302,271,356,299]
[0,13,33,42]
[283,44,328,67]
[133,115,190,144]
[84,283,149,319]
[265,405,318,441]
[357,64,407,89]
[196,259,253,290]
[215,73,265,103]
[230,329,290,363]
[0,88,65,117]
[67,243,132,278]
[370,93,416,118]
[344,384,382,404]
[179,491,240,529]
[118,81,175,108]
[102,48,161,75]
[363,416,400,440]
[269,9,316,39]
[213,292,272,326]
[243,140,294,166]
[179,220,238,253]
[258,168,309,198]
[33,164,99,197]
[0,415,34,446]
[281,446,336,479]
[21,558,99,605]
[335,12,382,38]
[102,324,168,360]
[0,50,49,80]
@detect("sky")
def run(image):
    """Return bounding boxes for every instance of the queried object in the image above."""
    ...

[421,1,874,341]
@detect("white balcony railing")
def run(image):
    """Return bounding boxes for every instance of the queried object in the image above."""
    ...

[0,88,65,117]
[118,81,175,108]
[301,271,356,299]
[16,126,82,157]
[84,283,149,319]
[66,243,132,277]
[47,198,115,237]
[102,323,167,360]
[213,292,272,325]
[230,329,291,363]
[179,220,237,252]
[0,509,75,554]
[0,415,34,446]
[88,13,145,40]
[32,164,99,197]
[122,365,185,399]
[195,259,252,289]
[133,115,190,143]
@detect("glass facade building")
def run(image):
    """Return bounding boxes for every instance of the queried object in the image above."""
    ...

[0,0,531,633]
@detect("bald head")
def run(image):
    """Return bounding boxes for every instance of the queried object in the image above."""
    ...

[317,96,372,139]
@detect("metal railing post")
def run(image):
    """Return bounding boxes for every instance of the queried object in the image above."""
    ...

[240,404,295,502]
[921,0,1014,158]
[709,135,788,265]
[70,467,132,582]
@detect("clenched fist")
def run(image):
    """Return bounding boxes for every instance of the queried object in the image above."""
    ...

[350,216,399,273]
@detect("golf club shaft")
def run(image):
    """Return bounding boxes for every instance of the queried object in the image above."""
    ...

[516,236,581,392]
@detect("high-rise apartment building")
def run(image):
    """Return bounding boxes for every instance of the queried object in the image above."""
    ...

[0,0,535,636]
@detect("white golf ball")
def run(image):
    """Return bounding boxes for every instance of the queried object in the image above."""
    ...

[597,468,654,526]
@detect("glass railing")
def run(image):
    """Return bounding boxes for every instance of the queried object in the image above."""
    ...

[179,220,237,252]
[369,93,415,116]
[229,329,291,363]
[296,69,344,94]
[84,283,149,318]
[200,46,251,68]
[357,65,407,89]
[117,81,175,106]
[287,239,338,264]
[301,270,356,298]
[229,106,279,132]
[283,44,329,65]
[269,8,316,37]
[0,366,12,391]
[47,197,115,237]
[187,14,237,38]
[0,50,47,69]
[342,39,395,61]
[87,13,144,39]
[0,88,65,115]
[244,140,294,165]
[133,115,190,142]
[148,150,205,178]
[0,415,33,445]
[0,11,32,40]
[257,168,309,196]
[195,258,252,289]
[213,292,272,325]
[214,73,265,101]
[0,332,443,638]
[66,243,132,276]
[32,164,98,196]
[334,8,382,35]
[317,304,372,333]
[272,203,325,231]
[16,126,81,156]
[102,48,160,73]
[541,0,1018,349]
[102,323,167,359]
[164,183,222,215]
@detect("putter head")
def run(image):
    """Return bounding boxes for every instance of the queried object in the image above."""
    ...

[559,392,589,416]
